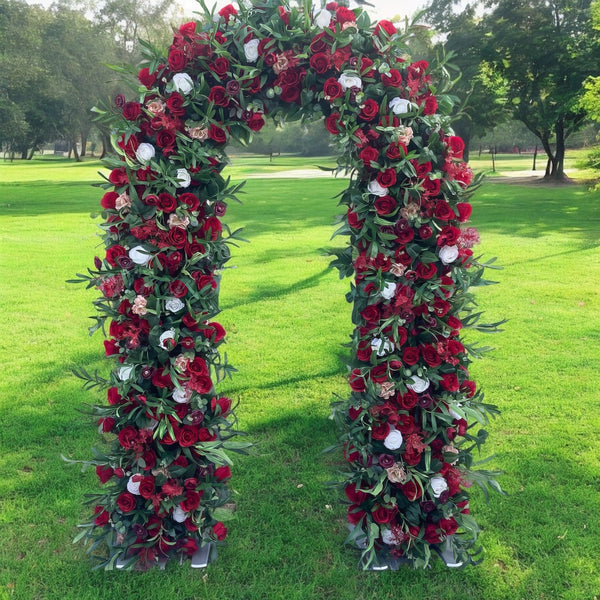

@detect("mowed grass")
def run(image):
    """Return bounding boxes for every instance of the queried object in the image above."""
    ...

[0,156,599,600]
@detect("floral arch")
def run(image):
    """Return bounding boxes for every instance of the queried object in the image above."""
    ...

[74,0,501,571]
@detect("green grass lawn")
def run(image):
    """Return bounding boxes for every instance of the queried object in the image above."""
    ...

[0,156,599,600]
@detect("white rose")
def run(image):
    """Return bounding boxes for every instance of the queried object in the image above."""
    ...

[172,506,188,523]
[127,475,141,495]
[172,72,194,95]
[338,73,362,91]
[159,329,176,350]
[176,168,191,188]
[118,364,134,380]
[314,8,332,28]
[244,39,260,62]
[382,528,399,545]
[430,475,449,498]
[165,297,185,313]
[135,142,155,164]
[367,179,387,197]
[389,97,412,115]
[381,281,397,300]
[383,427,404,450]
[439,245,459,265]
[371,337,393,357]
[172,387,192,404]
[129,245,151,265]
[407,375,430,393]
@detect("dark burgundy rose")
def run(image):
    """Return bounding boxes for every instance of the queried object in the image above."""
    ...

[386,142,406,161]
[225,80,240,95]
[122,102,142,121]
[374,195,397,216]
[418,393,435,409]
[208,85,229,106]
[116,492,137,513]
[209,57,230,77]
[213,201,227,216]
[372,505,395,524]
[114,94,126,108]
[189,410,204,425]
[169,279,188,298]
[378,454,395,469]
[116,255,134,270]
[156,130,177,152]
[247,113,265,131]
[166,92,186,115]
[141,366,153,379]
[168,228,187,249]
[132,523,148,538]
[138,476,155,499]
[157,192,177,212]
[310,32,329,53]
[420,500,436,513]
[419,225,433,239]
[168,48,187,72]
[309,52,330,74]
[280,85,300,103]
[402,346,420,365]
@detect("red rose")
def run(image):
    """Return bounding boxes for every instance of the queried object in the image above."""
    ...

[107,387,122,405]
[371,422,390,440]
[360,304,380,323]
[168,279,188,298]
[345,484,367,505]
[369,364,388,383]
[215,466,231,481]
[348,507,366,525]
[424,523,442,544]
[349,369,366,392]
[421,345,442,367]
[398,390,418,410]
[208,124,227,143]
[372,505,395,524]
[248,113,265,132]
[180,490,203,512]
[117,492,137,513]
[188,375,213,394]
[374,20,397,36]
[187,356,208,376]
[416,262,438,280]
[212,522,228,540]
[94,506,110,526]
[218,3,237,19]
[381,69,402,88]
[446,135,465,159]
[100,191,118,210]
[100,417,115,433]
[104,339,120,356]
[122,102,142,121]
[422,95,438,115]
[335,6,356,23]
[325,112,343,134]
[209,57,230,78]
[118,426,139,449]
[323,77,343,100]
[280,85,301,103]
[358,146,378,168]
[440,373,460,392]
[386,142,406,161]
[423,178,441,196]
[208,85,229,107]
[138,67,157,89]
[96,465,114,484]
[399,479,422,501]
[211,396,232,415]
[309,52,330,74]
[374,195,397,216]
[166,92,186,115]
[156,129,176,153]
[460,380,476,398]
[402,346,420,365]
[358,98,379,122]
[139,476,155,499]
[168,48,187,72]
[177,425,199,447]
[457,202,472,222]
[179,192,200,212]
[376,168,397,188]
[105,244,127,267]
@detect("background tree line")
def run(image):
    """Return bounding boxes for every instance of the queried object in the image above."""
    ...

[2,0,600,178]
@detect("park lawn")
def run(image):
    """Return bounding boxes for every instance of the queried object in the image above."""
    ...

[0,157,599,600]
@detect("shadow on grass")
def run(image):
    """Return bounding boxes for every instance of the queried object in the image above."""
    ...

[221,266,335,310]
[475,183,600,246]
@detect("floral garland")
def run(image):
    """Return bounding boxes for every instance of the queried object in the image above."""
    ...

[73,0,501,570]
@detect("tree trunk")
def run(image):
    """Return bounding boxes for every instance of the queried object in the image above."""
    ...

[100,132,110,159]
[548,118,565,180]
[71,137,82,162]
[27,147,35,160]
[532,145,538,170]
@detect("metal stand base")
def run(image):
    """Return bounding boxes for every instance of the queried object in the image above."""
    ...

[114,543,216,570]
[433,536,463,568]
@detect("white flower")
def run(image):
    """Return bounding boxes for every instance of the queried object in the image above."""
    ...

[439,245,459,265]
[135,142,155,164]
[244,39,260,62]
[371,337,393,357]
[382,528,399,545]
[118,364,134,380]
[367,179,387,197]
[383,427,404,450]
[159,329,176,350]
[314,8,331,28]
[172,72,194,95]
[166,297,185,313]
[430,475,449,498]
[389,97,412,115]
[172,386,192,404]
[128,245,151,265]
[338,72,362,91]
[172,506,188,523]
[127,475,142,495]
[407,375,430,393]
[381,281,397,300]
[176,168,191,188]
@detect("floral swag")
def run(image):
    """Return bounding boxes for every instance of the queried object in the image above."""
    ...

[73,0,502,571]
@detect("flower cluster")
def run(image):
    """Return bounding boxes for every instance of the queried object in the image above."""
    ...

[74,0,500,570]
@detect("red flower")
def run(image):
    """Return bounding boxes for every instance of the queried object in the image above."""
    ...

[168,48,187,72]
[209,57,230,77]
[212,522,228,540]
[325,112,343,134]
[309,52,330,74]
[358,98,379,122]
[374,20,397,37]
[96,465,114,484]
[381,69,402,88]
[218,3,237,19]
[208,86,229,107]
[117,492,137,513]
[323,77,343,100]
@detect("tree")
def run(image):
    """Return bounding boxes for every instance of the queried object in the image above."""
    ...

[480,0,600,180]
